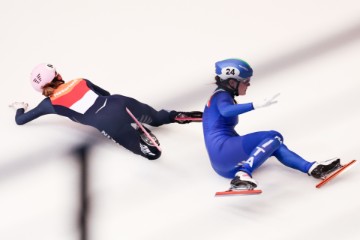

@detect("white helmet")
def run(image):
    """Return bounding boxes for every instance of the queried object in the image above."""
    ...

[30,63,57,92]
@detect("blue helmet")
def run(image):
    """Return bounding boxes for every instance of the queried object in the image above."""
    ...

[215,58,253,81]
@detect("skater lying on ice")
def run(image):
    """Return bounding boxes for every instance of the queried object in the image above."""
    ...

[10,63,202,160]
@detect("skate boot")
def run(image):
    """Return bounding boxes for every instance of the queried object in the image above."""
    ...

[137,125,161,160]
[308,158,341,179]
[138,125,160,147]
[230,171,258,190]
[173,111,203,124]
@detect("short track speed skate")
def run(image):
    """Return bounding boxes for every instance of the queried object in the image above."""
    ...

[174,111,202,123]
[215,182,262,197]
[215,171,262,197]
[316,159,356,188]
[126,107,161,152]
[215,188,262,197]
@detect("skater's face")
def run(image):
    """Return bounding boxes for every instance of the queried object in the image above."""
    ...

[54,72,63,81]
[238,79,250,95]
[229,78,250,96]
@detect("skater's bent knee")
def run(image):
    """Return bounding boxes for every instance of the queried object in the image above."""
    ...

[269,130,284,143]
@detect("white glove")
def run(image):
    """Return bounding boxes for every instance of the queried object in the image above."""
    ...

[9,102,29,111]
[253,93,280,109]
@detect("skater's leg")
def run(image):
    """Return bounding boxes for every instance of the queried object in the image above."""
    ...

[237,135,283,175]
[95,96,162,160]
[121,95,202,126]
[104,126,161,160]
[231,131,283,189]
[210,131,283,178]
[274,145,341,178]
[122,95,174,126]
[273,144,314,173]
[237,131,284,175]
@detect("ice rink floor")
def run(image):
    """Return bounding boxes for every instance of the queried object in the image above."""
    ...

[1,1,360,240]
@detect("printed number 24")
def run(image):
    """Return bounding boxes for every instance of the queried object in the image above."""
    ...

[226,68,235,75]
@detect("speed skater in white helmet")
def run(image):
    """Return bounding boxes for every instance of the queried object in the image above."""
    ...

[30,63,64,93]
[10,63,203,160]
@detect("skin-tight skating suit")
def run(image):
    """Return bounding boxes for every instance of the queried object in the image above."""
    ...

[14,78,176,158]
[202,88,314,179]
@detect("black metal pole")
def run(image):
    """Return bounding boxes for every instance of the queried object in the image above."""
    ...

[76,145,90,240]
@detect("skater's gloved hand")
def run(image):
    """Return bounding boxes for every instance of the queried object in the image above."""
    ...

[253,93,280,109]
[9,101,29,111]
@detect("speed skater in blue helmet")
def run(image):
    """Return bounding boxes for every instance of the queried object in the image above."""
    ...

[215,58,253,96]
[203,58,341,191]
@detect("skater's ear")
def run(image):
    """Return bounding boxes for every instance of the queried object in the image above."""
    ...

[228,79,238,88]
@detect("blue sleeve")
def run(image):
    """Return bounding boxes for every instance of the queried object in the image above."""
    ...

[216,93,254,117]
[15,98,55,125]
[84,79,110,96]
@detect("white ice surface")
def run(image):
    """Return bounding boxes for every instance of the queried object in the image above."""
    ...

[1,1,360,240]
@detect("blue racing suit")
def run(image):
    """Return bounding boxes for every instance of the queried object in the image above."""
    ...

[202,88,314,178]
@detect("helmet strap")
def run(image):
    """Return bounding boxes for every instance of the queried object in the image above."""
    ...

[233,81,240,96]
[216,77,239,97]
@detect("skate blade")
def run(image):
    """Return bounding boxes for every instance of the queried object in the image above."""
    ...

[215,189,262,197]
[316,159,357,188]
[126,107,162,151]
[174,117,202,122]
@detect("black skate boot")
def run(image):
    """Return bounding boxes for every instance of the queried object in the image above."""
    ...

[138,125,160,147]
[308,158,341,179]
[230,171,258,190]
[137,125,161,160]
[173,111,203,124]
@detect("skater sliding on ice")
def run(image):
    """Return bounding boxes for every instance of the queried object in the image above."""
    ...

[9,63,202,160]
[202,58,343,193]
